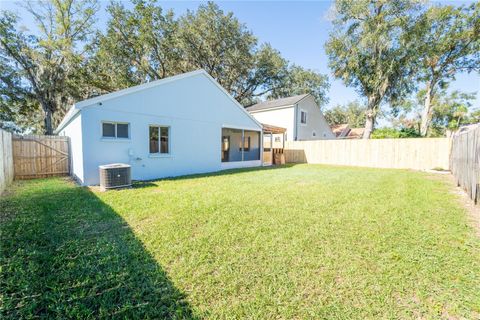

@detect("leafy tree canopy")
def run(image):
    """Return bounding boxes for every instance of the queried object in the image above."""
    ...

[267,65,329,106]
[91,1,328,106]
[324,100,366,127]
[430,90,477,136]
[414,2,480,136]
[389,88,477,137]
[0,0,99,134]
[371,127,421,139]
[326,0,424,138]
[1,0,329,133]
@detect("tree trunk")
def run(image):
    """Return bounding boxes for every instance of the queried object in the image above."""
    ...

[362,95,378,139]
[363,113,375,139]
[420,82,434,137]
[42,103,54,135]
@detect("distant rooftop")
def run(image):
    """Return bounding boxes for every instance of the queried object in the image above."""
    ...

[262,123,286,134]
[246,94,310,112]
[331,124,349,137]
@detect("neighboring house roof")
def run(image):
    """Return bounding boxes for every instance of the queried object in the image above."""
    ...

[346,128,365,139]
[262,123,286,134]
[331,124,350,138]
[246,94,310,112]
[55,69,262,134]
[331,124,365,139]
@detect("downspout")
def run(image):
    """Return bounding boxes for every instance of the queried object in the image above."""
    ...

[293,104,298,141]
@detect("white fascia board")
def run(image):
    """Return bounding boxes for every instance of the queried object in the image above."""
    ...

[222,124,262,131]
[248,104,295,114]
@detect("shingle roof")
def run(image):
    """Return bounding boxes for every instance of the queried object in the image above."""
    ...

[262,123,287,134]
[331,124,349,137]
[346,128,365,139]
[246,94,310,112]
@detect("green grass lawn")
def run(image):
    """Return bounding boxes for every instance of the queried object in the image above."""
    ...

[1,165,479,319]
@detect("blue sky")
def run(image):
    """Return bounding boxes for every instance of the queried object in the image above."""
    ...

[1,0,479,111]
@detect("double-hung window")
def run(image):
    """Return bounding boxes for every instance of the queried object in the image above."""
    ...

[102,122,129,139]
[149,126,170,154]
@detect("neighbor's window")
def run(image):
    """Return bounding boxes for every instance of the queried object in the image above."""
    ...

[300,111,307,124]
[274,136,281,142]
[102,122,129,139]
[149,126,169,154]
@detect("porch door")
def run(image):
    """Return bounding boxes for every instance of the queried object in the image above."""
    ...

[263,133,273,165]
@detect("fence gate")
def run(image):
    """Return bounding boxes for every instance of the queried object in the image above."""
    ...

[13,135,70,179]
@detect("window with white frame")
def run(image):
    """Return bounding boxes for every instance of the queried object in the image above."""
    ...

[102,122,129,139]
[300,111,307,124]
[149,126,170,154]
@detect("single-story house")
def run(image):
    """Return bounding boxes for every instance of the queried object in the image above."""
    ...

[55,70,263,186]
[246,94,335,141]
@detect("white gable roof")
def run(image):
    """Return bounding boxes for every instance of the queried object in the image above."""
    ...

[55,69,261,133]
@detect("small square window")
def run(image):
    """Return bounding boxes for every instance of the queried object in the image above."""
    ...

[102,122,129,139]
[102,123,115,138]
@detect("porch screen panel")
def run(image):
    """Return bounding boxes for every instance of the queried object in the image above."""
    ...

[243,130,260,161]
[221,128,243,162]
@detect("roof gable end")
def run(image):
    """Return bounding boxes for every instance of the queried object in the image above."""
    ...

[246,94,310,112]
[56,70,262,133]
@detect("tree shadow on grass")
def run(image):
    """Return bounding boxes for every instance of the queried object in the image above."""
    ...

[0,179,198,319]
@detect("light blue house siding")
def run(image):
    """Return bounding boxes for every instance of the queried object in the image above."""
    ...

[57,70,263,186]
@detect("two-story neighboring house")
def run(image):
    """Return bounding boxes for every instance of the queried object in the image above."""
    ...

[246,94,335,141]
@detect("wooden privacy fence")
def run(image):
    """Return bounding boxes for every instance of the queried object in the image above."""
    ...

[450,126,479,204]
[13,135,70,179]
[0,129,14,194]
[285,138,451,171]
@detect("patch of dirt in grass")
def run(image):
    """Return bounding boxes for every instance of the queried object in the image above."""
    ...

[451,186,480,237]
[431,173,480,237]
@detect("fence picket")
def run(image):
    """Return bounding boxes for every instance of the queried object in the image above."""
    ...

[450,126,480,204]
